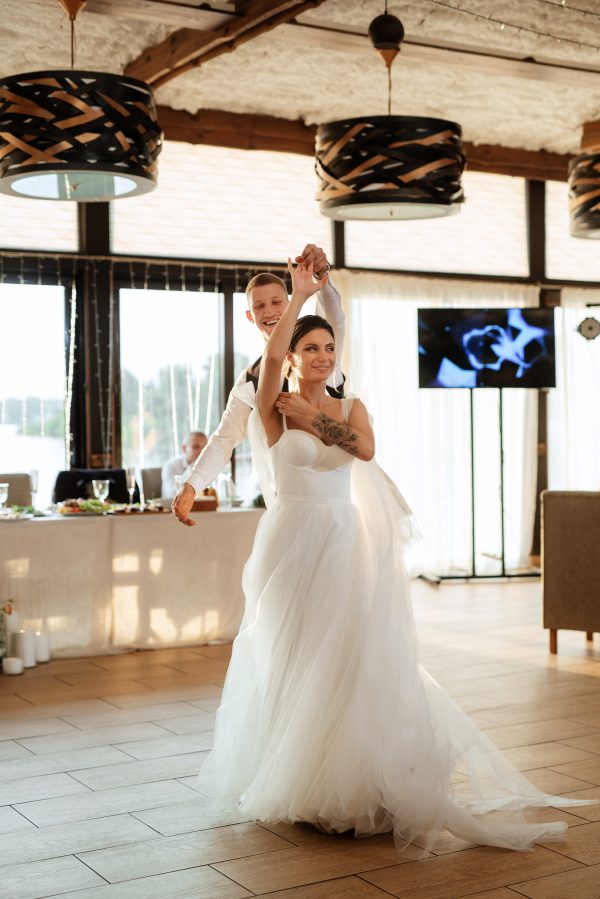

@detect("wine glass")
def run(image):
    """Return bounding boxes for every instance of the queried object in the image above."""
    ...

[29,470,38,510]
[91,479,110,503]
[0,483,8,514]
[125,467,136,507]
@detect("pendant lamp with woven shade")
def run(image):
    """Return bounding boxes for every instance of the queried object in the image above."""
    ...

[0,0,162,201]
[315,5,465,221]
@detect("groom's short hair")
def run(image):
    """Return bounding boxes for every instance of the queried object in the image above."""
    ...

[245,272,288,304]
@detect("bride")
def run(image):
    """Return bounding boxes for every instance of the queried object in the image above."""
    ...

[198,259,594,852]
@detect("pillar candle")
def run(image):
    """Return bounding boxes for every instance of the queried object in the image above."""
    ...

[2,657,24,675]
[34,632,50,663]
[16,630,36,668]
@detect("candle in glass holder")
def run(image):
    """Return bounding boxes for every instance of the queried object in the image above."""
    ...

[2,657,24,675]
[16,630,36,668]
[35,632,50,663]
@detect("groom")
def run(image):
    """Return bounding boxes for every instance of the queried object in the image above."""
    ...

[172,243,345,525]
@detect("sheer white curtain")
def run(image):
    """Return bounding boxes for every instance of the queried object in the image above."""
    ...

[548,288,600,490]
[334,271,539,576]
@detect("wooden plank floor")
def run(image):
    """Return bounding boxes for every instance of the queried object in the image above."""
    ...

[2,580,600,899]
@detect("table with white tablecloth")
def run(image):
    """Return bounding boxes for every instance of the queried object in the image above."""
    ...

[0,509,263,657]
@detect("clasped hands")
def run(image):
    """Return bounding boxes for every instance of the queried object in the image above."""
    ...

[288,256,328,303]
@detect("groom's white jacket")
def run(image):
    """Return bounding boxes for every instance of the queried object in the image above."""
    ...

[185,279,345,502]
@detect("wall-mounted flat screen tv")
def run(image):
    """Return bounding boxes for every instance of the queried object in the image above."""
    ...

[418,308,556,389]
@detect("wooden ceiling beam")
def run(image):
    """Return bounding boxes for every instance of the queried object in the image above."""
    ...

[158,106,572,181]
[125,0,329,88]
[84,0,233,30]
[157,105,316,155]
[465,143,570,182]
[79,2,600,88]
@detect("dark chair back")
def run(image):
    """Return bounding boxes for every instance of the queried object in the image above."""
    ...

[52,469,140,504]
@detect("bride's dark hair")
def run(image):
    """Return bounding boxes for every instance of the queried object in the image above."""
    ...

[289,315,335,352]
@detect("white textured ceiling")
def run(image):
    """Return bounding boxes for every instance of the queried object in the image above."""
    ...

[2,0,600,154]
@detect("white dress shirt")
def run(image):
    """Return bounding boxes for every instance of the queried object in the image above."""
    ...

[185,279,345,503]
[162,454,192,499]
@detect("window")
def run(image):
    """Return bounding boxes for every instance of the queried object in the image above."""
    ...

[119,288,223,491]
[0,284,67,506]
[546,179,600,282]
[112,142,332,263]
[345,172,528,277]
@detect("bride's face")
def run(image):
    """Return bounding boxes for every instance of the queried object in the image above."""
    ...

[287,328,336,382]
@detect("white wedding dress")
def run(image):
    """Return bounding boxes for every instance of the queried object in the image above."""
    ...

[198,398,594,852]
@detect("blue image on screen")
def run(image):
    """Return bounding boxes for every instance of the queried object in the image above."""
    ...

[418,308,556,389]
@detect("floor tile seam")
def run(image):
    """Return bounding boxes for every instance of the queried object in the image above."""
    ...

[156,721,215,735]
[10,693,38,708]
[95,693,157,709]
[111,739,214,760]
[0,770,95,793]
[2,824,166,865]
[554,739,600,756]
[207,861,259,896]
[253,822,309,849]
[527,841,591,866]
[352,870,400,897]
[129,809,172,836]
[105,744,142,761]
[12,800,194,828]
[65,766,206,790]
[78,842,306,884]
[50,711,210,730]
[10,723,182,754]
[545,762,600,782]
[10,739,41,757]
[508,858,600,894]
[69,851,113,888]
[6,803,42,830]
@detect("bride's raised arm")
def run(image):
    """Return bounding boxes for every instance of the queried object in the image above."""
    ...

[257,259,326,445]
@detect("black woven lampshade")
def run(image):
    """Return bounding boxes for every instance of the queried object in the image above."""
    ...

[316,116,465,220]
[568,152,600,238]
[0,70,162,201]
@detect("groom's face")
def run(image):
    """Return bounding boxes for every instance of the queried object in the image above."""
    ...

[246,283,289,341]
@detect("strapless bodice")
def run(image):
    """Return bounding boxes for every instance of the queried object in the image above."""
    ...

[271,428,353,503]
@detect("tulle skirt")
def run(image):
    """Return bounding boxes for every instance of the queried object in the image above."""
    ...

[198,494,595,852]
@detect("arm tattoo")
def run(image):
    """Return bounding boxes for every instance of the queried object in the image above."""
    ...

[312,413,359,456]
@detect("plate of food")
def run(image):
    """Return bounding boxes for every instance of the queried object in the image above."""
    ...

[0,508,34,521]
[58,498,112,516]
[111,500,167,514]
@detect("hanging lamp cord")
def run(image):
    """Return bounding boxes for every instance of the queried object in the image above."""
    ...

[70,16,75,68]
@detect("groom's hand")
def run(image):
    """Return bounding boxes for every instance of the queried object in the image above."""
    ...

[172,483,196,526]
[295,244,330,280]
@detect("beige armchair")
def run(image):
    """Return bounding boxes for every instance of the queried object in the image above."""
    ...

[0,472,33,507]
[542,490,600,654]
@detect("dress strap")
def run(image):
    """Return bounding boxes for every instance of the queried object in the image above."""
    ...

[341,396,354,422]
[282,414,288,432]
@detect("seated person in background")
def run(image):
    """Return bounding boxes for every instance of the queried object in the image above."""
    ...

[161,431,208,498]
